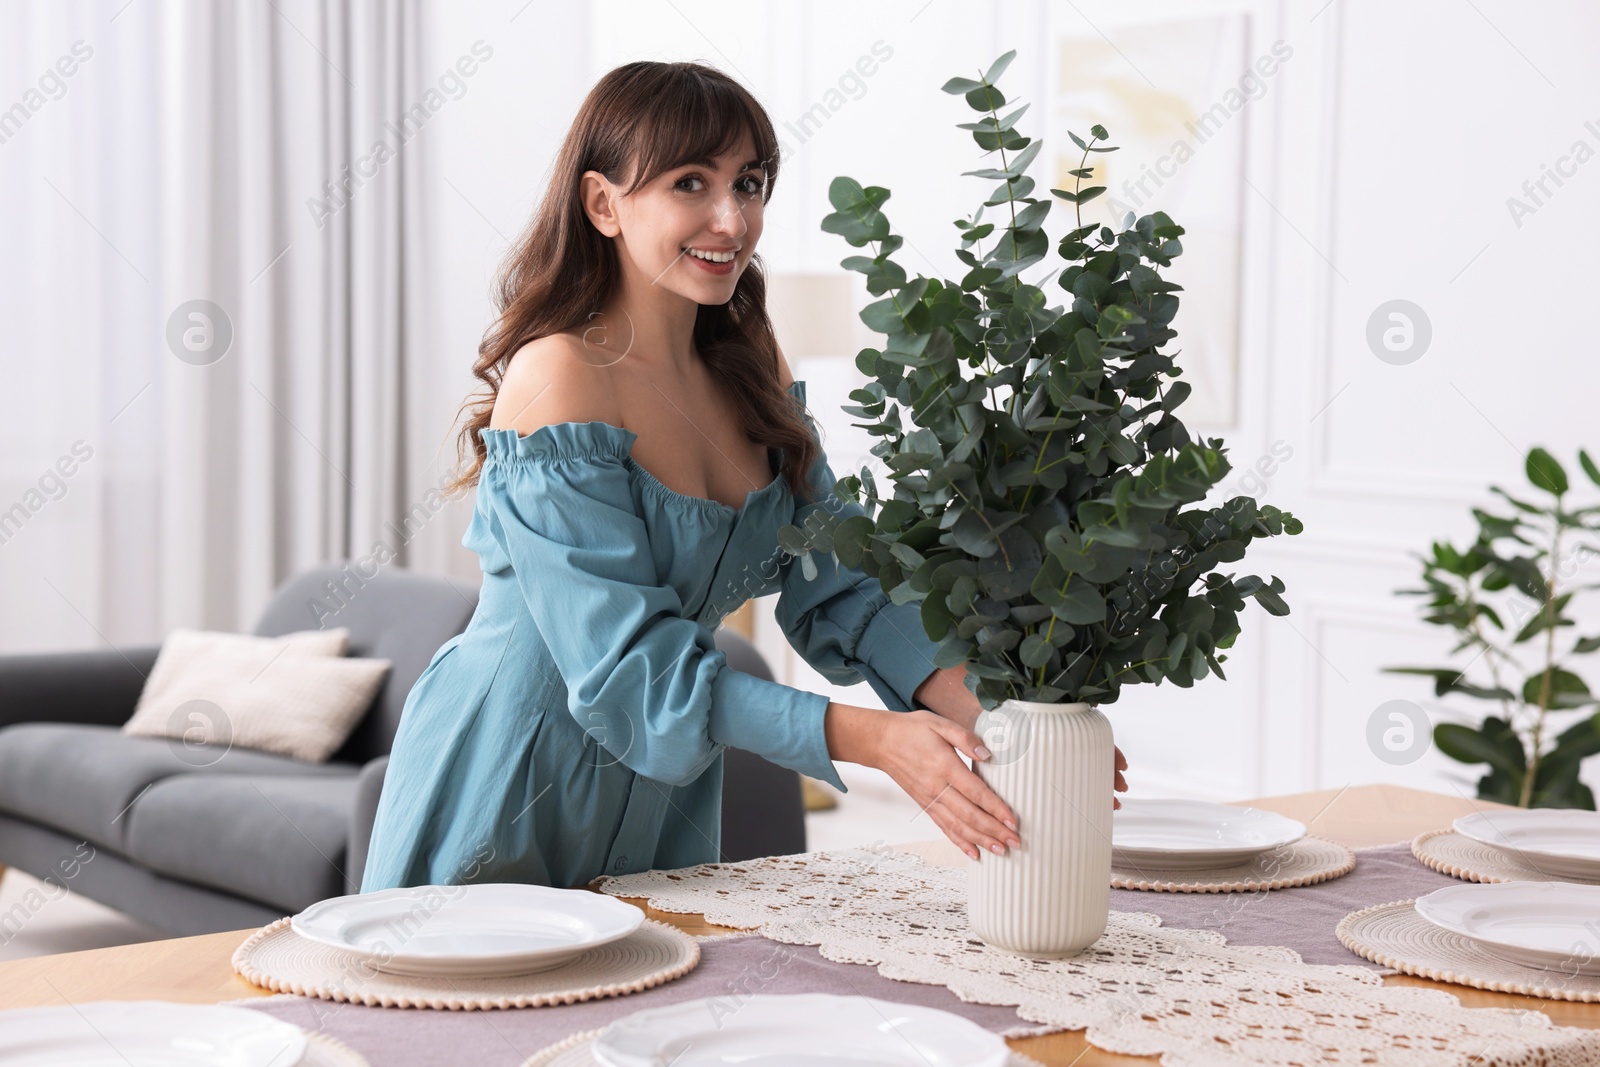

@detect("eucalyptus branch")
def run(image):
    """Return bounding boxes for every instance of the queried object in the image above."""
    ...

[801,49,1301,710]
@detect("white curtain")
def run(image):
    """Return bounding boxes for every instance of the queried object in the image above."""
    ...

[1,0,456,652]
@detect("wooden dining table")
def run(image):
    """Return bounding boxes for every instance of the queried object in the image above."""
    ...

[0,783,1592,1064]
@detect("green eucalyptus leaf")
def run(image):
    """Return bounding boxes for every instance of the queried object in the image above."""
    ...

[942,76,984,94]
[1019,633,1054,668]
[984,50,1017,85]
[965,84,1005,111]
[977,527,1043,599]
[1251,582,1290,616]
[1056,576,1107,625]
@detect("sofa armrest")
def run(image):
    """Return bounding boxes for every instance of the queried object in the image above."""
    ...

[346,755,389,894]
[0,645,162,730]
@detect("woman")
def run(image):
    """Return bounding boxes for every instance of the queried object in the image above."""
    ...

[362,60,1127,892]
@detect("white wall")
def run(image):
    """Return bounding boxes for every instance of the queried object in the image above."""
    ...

[401,0,595,578]
[423,0,1600,805]
[12,3,1591,805]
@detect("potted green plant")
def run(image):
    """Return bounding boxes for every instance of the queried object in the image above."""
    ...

[1387,447,1600,810]
[778,49,1303,957]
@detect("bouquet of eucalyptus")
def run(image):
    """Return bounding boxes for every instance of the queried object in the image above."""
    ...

[1388,447,1600,809]
[778,49,1303,712]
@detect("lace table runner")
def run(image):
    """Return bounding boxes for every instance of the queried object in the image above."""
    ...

[597,847,1600,1066]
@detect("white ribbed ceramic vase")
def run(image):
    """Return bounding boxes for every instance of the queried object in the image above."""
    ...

[967,699,1114,958]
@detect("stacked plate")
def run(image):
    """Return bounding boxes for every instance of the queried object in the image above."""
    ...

[0,1001,319,1066]
[579,993,1011,1067]
[1111,798,1307,870]
[1451,809,1600,881]
[289,882,645,978]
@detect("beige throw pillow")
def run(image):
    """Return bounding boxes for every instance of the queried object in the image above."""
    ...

[135,627,349,708]
[122,628,389,763]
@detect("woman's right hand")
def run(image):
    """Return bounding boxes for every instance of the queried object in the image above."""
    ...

[825,704,1021,862]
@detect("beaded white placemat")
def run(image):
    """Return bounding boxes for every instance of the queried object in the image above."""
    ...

[231,916,698,1010]
[519,1027,1049,1067]
[1412,828,1600,885]
[1338,898,1600,1002]
[597,847,1600,1066]
[1112,835,1355,892]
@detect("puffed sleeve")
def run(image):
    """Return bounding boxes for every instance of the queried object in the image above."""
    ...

[773,390,942,714]
[473,423,847,791]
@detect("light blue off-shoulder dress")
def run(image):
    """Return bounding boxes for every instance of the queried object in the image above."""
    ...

[360,380,942,891]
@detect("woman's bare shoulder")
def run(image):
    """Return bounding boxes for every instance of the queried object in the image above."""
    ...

[491,334,622,435]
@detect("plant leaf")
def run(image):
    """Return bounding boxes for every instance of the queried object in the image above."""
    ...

[1434,722,1525,779]
[983,50,1017,86]
[1526,447,1569,496]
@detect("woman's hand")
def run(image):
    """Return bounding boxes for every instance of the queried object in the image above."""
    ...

[1114,745,1128,810]
[825,704,1019,862]
[914,666,1131,811]
[912,666,984,731]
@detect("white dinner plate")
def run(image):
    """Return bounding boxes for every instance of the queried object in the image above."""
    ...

[291,882,644,977]
[0,1000,307,1066]
[592,993,1010,1067]
[1415,881,1600,974]
[1111,798,1307,870]
[1452,809,1600,881]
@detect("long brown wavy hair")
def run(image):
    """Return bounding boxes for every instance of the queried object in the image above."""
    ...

[442,60,820,503]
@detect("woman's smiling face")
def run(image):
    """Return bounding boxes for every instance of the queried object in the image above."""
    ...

[584,132,767,305]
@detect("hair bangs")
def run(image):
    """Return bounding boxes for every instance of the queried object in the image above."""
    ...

[622,71,780,201]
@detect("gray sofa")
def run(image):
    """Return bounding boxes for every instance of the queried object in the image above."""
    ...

[0,562,804,937]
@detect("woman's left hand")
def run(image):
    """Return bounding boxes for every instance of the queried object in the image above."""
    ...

[1114,745,1128,810]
